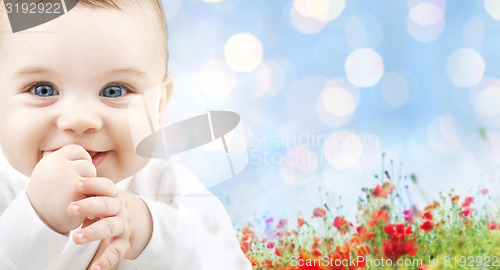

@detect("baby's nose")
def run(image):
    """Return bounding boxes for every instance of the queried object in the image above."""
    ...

[56,105,103,134]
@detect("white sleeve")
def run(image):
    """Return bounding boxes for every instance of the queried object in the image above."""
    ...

[0,191,69,270]
[123,162,251,270]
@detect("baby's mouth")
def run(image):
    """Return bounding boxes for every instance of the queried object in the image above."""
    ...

[87,151,99,159]
[42,149,107,167]
[87,151,108,167]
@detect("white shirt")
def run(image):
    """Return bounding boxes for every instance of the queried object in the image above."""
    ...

[0,158,251,270]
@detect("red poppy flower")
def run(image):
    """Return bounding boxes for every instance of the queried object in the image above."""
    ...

[357,245,370,257]
[370,210,390,226]
[277,218,288,229]
[373,181,395,198]
[487,222,499,230]
[451,195,460,202]
[250,258,259,267]
[297,217,305,228]
[312,248,322,257]
[266,242,275,249]
[420,220,434,232]
[333,216,352,235]
[356,246,370,268]
[422,211,433,220]
[459,207,472,218]
[462,196,474,207]
[383,237,418,260]
[241,226,254,236]
[424,201,440,211]
[275,247,283,256]
[240,241,252,253]
[356,225,375,241]
[312,207,327,218]
[384,223,413,239]
[241,234,251,242]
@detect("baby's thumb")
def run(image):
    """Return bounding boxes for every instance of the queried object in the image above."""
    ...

[43,151,54,158]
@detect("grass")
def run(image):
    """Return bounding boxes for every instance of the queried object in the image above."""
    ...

[237,161,500,270]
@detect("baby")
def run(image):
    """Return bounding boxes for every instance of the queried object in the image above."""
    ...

[0,1,251,269]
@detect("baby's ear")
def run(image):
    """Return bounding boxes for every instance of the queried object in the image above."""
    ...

[158,74,173,125]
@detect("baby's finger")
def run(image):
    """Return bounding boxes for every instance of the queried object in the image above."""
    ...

[76,177,118,197]
[60,144,93,161]
[73,216,124,244]
[69,196,120,218]
[71,160,97,178]
[42,150,53,158]
[92,238,129,270]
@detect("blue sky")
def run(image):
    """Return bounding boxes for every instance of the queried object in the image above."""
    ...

[160,0,500,226]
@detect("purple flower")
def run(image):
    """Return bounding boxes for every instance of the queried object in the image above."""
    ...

[265,217,274,224]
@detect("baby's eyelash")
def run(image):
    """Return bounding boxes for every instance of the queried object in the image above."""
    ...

[104,82,135,92]
[23,82,56,92]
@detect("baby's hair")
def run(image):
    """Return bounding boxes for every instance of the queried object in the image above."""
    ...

[0,0,169,72]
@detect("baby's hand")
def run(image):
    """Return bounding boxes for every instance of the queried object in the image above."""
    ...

[27,144,96,234]
[68,178,153,270]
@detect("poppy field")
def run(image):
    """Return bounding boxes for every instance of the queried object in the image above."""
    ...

[237,168,500,269]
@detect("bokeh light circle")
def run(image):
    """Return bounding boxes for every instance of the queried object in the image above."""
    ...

[446,48,485,87]
[290,5,327,34]
[485,0,500,20]
[426,115,462,153]
[323,130,363,169]
[470,78,500,127]
[409,3,444,26]
[316,77,359,127]
[292,0,346,22]
[345,48,384,87]
[321,87,356,117]
[198,60,236,100]
[407,1,446,43]
[474,86,500,117]
[381,71,409,108]
[224,33,263,72]
[252,60,286,97]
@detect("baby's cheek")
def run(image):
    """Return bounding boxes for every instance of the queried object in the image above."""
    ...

[1,141,38,177]
[0,108,45,176]
[125,101,156,153]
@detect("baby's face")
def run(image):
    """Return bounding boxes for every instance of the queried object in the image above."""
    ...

[0,4,169,182]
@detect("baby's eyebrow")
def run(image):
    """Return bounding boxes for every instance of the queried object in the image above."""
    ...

[12,67,55,78]
[12,67,148,79]
[105,68,148,78]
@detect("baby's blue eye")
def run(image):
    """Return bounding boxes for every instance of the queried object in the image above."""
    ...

[100,85,127,98]
[32,84,58,97]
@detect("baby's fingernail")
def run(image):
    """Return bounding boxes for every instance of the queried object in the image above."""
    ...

[72,204,80,215]
[75,232,86,243]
